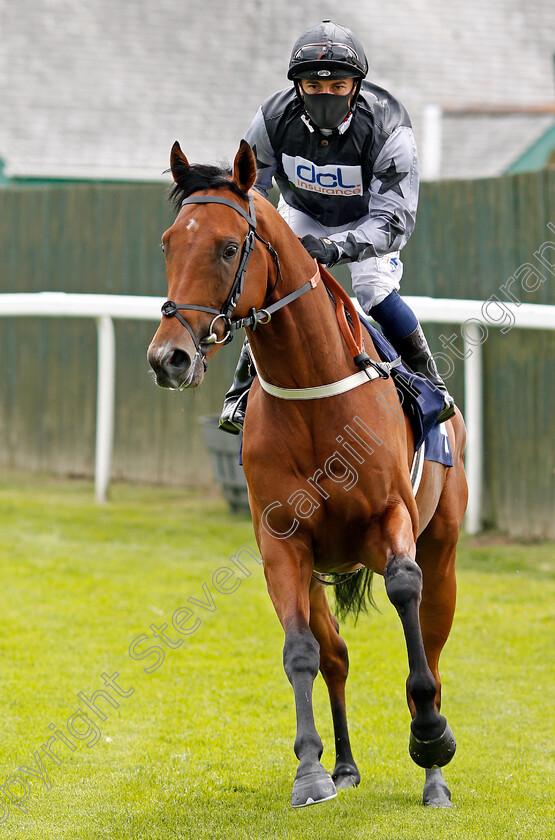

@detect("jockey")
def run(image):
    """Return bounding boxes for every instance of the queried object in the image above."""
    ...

[219,19,455,434]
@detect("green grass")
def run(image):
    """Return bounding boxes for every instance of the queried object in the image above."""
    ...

[0,471,553,839]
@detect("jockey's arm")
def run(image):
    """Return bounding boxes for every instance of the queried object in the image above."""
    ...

[244,107,278,199]
[327,125,420,264]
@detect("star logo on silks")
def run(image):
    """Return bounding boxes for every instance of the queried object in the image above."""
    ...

[377,212,405,248]
[374,159,408,197]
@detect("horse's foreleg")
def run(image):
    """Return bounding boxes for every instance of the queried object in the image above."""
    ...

[309,580,360,790]
[262,543,337,808]
[382,505,457,772]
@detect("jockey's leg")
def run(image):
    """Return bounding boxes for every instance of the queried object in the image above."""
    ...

[350,257,455,423]
[381,319,455,422]
[219,338,254,434]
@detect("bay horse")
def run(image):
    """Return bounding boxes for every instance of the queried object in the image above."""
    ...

[147,140,468,809]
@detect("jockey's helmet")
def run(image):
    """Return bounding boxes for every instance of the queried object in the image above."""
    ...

[287,20,368,81]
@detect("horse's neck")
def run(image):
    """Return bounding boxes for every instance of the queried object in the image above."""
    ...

[247,217,355,389]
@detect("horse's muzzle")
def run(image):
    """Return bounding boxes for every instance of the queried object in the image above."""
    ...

[147,342,205,389]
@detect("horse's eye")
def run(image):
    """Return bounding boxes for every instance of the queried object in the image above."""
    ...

[223,244,239,260]
[160,241,165,254]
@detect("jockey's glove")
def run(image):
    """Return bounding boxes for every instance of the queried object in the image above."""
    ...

[300,235,340,267]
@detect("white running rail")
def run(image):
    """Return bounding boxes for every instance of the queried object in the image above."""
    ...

[1,292,554,533]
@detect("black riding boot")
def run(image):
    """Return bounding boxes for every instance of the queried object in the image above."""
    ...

[218,340,254,435]
[391,324,456,424]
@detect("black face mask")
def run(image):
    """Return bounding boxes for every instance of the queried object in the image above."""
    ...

[302,92,352,130]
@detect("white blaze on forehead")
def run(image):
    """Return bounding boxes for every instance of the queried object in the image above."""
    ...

[186,218,199,231]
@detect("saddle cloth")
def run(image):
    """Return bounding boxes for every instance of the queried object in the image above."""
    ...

[359,315,453,467]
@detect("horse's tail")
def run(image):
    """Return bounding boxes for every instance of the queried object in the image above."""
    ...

[331,568,376,624]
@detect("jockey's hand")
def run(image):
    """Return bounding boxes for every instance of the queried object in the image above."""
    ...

[300,235,340,267]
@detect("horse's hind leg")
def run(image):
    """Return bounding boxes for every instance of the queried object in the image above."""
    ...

[412,532,458,807]
[415,451,467,806]
[309,579,360,790]
[382,504,457,775]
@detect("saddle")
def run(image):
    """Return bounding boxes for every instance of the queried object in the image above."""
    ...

[319,267,451,463]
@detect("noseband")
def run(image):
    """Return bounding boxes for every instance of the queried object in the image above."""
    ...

[160,194,320,369]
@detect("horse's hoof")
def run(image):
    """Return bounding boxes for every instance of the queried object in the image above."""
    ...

[291,771,337,808]
[332,762,361,790]
[423,768,453,808]
[409,722,456,768]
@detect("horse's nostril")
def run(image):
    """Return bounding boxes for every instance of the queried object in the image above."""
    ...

[168,348,191,370]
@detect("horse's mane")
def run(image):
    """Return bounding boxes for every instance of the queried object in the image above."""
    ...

[168,161,248,213]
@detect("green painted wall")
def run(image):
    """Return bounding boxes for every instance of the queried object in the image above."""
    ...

[403,170,555,538]
[0,183,242,486]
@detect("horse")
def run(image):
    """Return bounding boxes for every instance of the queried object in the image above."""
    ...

[147,139,468,809]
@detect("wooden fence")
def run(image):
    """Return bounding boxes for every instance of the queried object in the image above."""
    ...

[0,171,553,537]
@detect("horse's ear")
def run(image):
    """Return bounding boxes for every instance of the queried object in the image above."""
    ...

[232,140,257,193]
[170,141,189,182]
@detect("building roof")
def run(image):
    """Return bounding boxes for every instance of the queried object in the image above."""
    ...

[440,113,555,180]
[0,0,554,182]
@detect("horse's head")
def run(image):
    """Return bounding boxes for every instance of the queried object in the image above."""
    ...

[148,139,269,389]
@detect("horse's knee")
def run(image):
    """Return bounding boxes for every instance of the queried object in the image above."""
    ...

[384,554,423,612]
[283,625,320,683]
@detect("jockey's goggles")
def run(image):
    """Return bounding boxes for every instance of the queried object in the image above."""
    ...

[294,42,360,62]
[291,42,363,70]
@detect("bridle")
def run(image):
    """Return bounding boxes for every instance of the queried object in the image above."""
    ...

[160,193,320,370]
[161,190,397,387]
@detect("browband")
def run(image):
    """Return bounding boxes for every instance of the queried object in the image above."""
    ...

[181,195,257,228]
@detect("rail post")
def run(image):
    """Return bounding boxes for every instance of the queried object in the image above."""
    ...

[463,324,484,535]
[95,315,116,504]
